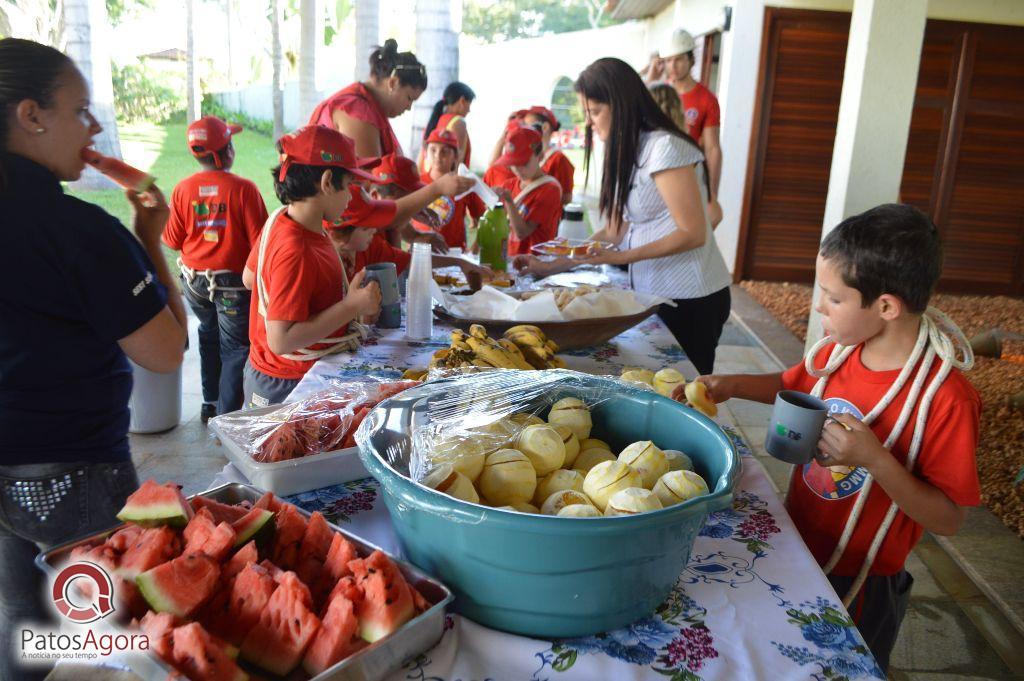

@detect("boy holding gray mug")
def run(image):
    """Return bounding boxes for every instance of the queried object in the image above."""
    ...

[670,205,981,674]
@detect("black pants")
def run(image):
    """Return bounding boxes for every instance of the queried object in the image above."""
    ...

[828,570,913,674]
[657,287,731,376]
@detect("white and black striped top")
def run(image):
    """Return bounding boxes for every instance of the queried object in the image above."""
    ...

[623,130,731,300]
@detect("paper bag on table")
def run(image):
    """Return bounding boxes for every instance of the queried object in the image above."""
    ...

[512,290,563,321]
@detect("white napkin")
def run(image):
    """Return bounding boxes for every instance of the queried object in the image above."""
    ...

[447,286,520,320]
[512,290,563,321]
[455,163,500,207]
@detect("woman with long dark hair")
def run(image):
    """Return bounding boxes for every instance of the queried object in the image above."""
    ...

[421,81,475,168]
[515,57,731,375]
[0,38,187,680]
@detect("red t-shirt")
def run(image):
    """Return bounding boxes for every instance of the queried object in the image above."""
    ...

[353,235,412,277]
[483,164,514,189]
[436,113,471,167]
[679,82,721,144]
[246,211,349,380]
[309,82,402,156]
[162,170,268,272]
[783,343,982,577]
[542,150,574,199]
[501,176,562,256]
[411,171,486,249]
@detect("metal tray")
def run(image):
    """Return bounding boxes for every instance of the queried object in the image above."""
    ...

[209,404,369,496]
[36,482,454,681]
[531,237,617,258]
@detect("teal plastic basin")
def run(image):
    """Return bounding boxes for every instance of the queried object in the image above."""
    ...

[357,371,740,638]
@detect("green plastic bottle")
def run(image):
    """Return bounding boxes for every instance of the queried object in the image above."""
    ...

[476,203,509,272]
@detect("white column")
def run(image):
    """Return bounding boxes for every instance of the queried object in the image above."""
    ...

[412,0,458,158]
[712,0,765,278]
[805,0,928,351]
[299,0,323,121]
[354,0,380,82]
[186,0,201,123]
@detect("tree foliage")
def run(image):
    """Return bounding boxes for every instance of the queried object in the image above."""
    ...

[462,0,618,44]
[106,0,153,26]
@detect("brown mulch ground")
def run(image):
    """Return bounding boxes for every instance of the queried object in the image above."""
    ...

[740,280,1024,539]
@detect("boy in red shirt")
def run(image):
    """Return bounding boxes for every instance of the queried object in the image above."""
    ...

[491,125,562,257]
[518,106,574,205]
[414,129,485,250]
[240,126,382,407]
[163,116,268,419]
[673,205,980,673]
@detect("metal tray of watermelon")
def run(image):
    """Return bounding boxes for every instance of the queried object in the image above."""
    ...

[36,482,455,681]
[210,404,369,496]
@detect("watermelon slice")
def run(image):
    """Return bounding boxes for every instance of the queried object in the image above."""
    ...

[171,622,249,681]
[349,550,415,643]
[137,554,220,618]
[302,591,360,675]
[139,611,178,661]
[269,504,307,570]
[314,533,358,608]
[230,507,274,548]
[105,525,144,554]
[220,563,278,646]
[223,541,258,581]
[253,491,283,513]
[296,512,333,588]
[183,509,237,561]
[118,526,182,578]
[117,480,194,528]
[191,497,249,525]
[240,576,321,676]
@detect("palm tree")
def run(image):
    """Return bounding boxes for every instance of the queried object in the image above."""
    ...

[354,0,379,81]
[270,0,284,138]
[412,0,457,156]
[64,0,121,189]
[298,0,320,121]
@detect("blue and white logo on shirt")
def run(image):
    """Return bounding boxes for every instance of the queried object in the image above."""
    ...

[801,397,869,500]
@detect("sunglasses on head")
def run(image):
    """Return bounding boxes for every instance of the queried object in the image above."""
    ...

[390,63,426,78]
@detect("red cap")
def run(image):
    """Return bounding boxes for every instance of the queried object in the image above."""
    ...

[495,126,542,167]
[277,125,378,183]
[425,128,459,150]
[370,153,426,192]
[187,116,242,167]
[330,186,398,229]
[516,106,560,131]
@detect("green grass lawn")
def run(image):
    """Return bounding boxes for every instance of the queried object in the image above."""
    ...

[67,122,282,275]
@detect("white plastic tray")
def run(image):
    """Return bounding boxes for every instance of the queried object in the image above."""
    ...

[209,404,368,495]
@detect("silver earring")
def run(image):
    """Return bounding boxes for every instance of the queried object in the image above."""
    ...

[36,128,45,134]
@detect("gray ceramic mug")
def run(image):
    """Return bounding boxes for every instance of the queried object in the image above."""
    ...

[764,390,828,465]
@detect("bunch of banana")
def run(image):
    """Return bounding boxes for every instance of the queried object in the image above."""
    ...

[428,324,536,370]
[502,325,566,370]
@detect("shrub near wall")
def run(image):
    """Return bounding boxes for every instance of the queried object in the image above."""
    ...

[201,94,274,137]
[112,62,186,124]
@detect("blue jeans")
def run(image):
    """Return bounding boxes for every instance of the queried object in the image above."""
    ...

[0,461,138,681]
[182,272,250,415]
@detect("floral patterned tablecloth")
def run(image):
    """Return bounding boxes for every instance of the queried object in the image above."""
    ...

[213,305,883,681]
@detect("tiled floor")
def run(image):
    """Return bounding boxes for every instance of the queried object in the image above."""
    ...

[127,309,1019,680]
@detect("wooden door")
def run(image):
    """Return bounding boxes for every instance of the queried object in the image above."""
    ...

[736,8,849,283]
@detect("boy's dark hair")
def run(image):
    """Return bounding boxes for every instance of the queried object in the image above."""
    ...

[271,141,348,204]
[369,39,427,91]
[374,184,405,199]
[820,204,942,313]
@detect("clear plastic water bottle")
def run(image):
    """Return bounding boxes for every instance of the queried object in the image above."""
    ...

[558,203,588,240]
[405,242,434,340]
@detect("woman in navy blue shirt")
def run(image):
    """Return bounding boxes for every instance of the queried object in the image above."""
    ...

[0,39,187,680]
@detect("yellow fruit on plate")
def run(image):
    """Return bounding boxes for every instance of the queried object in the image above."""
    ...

[534,469,585,507]
[422,465,480,504]
[547,397,592,439]
[652,368,686,397]
[653,470,709,507]
[478,449,537,506]
[617,440,670,489]
[604,487,664,516]
[684,381,718,418]
[583,460,643,512]
[549,424,581,467]
[516,424,566,476]
[556,504,602,518]
[663,449,694,472]
[572,448,616,474]
[540,489,593,515]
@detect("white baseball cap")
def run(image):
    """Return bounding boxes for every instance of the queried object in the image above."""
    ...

[660,29,696,58]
